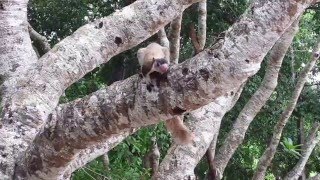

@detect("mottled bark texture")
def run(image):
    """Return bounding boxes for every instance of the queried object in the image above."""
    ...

[189,0,206,54]
[17,0,315,179]
[28,23,51,56]
[63,129,136,179]
[169,13,183,64]
[154,92,240,179]
[214,17,300,178]
[0,0,315,179]
[253,38,320,180]
[284,122,320,180]
[158,28,170,48]
[190,24,202,54]
[0,0,200,178]
[0,0,38,179]
[197,0,206,50]
[206,133,219,180]
[155,82,244,180]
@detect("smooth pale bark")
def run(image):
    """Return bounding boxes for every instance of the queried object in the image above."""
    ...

[16,0,314,179]
[0,0,200,178]
[284,122,320,180]
[253,38,320,180]
[214,17,300,177]
[169,14,183,64]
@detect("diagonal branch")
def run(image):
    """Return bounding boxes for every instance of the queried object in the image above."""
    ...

[1,0,200,178]
[2,0,199,146]
[284,122,320,180]
[214,16,301,178]
[253,37,320,180]
[154,86,243,179]
[62,129,137,179]
[13,0,315,178]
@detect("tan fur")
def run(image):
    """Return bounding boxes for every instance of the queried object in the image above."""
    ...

[137,43,194,144]
[165,116,195,145]
[137,43,170,67]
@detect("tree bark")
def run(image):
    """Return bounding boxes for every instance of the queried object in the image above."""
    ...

[0,0,199,178]
[0,0,38,178]
[252,37,320,180]
[169,14,183,64]
[206,134,218,180]
[197,0,206,50]
[63,129,137,179]
[284,122,320,180]
[21,0,315,179]
[154,86,243,179]
[214,17,300,178]
[28,23,51,57]
[298,118,307,180]
[0,0,315,179]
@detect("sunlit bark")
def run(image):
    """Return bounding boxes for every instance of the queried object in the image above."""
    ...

[253,37,320,180]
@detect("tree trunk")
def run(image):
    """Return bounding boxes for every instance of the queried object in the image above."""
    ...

[253,37,320,180]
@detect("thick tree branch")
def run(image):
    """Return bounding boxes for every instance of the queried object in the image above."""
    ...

[28,23,51,56]
[284,122,320,180]
[253,37,320,180]
[5,0,311,177]
[1,0,200,178]
[154,93,239,179]
[0,0,37,77]
[62,129,136,179]
[14,0,315,178]
[214,17,300,177]
[0,0,38,178]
